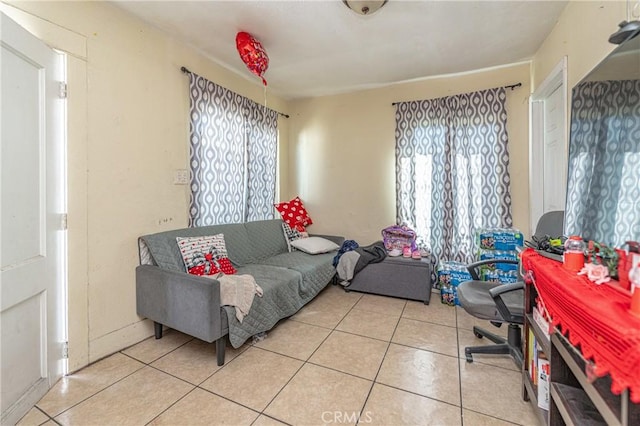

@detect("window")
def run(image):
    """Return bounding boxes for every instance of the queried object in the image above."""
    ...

[187,73,278,226]
[395,88,513,263]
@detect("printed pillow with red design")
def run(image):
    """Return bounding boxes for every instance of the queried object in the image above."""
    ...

[274,196,313,232]
[176,234,237,276]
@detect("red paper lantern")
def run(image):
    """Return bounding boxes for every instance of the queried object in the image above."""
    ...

[235,31,269,86]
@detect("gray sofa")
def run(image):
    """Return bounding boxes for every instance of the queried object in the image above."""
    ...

[136,219,343,365]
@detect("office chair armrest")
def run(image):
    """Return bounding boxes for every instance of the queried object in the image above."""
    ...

[466,259,519,280]
[488,281,524,298]
[489,281,525,324]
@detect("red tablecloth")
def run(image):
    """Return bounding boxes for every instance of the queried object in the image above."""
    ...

[521,249,640,402]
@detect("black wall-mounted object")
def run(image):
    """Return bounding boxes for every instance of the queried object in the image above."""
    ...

[609,20,640,44]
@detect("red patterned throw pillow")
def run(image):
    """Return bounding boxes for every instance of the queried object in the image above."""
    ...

[274,196,313,232]
[176,234,237,276]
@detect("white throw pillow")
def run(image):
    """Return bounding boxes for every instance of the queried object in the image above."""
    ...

[290,237,339,254]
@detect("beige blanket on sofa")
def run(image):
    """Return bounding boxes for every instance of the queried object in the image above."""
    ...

[204,274,263,323]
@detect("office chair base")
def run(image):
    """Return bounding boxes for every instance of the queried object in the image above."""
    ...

[465,324,523,369]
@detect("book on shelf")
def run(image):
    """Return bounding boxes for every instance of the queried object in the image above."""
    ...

[527,328,537,383]
[537,353,550,409]
[533,306,551,337]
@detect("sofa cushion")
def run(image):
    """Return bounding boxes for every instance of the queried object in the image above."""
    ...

[260,251,337,297]
[140,223,255,270]
[243,219,289,260]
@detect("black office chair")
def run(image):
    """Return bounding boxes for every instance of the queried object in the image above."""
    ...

[457,211,565,368]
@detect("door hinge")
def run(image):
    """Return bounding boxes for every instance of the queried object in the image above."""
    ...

[62,341,69,359]
[58,82,68,99]
[61,213,68,230]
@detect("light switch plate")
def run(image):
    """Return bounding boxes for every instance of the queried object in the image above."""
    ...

[174,169,189,185]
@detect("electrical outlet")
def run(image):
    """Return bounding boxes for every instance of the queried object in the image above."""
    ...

[173,169,189,185]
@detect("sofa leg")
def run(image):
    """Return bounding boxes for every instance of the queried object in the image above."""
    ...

[216,337,226,366]
[154,322,163,339]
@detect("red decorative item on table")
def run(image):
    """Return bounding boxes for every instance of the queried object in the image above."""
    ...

[235,31,269,86]
[521,248,640,402]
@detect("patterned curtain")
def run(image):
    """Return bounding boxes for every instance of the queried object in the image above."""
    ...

[565,80,640,246]
[395,88,512,264]
[245,102,278,222]
[187,73,278,226]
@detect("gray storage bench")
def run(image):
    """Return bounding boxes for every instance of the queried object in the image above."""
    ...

[345,256,431,304]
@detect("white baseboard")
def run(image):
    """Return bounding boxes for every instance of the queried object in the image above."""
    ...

[1,377,48,426]
[89,319,155,363]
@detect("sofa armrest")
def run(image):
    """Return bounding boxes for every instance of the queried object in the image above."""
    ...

[136,265,225,343]
[310,234,345,246]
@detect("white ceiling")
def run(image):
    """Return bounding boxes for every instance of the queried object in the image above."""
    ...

[112,0,568,99]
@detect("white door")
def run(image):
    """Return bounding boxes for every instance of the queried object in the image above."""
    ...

[530,58,568,235]
[542,86,566,212]
[1,13,66,425]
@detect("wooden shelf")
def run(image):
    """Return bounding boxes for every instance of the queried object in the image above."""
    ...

[523,370,549,425]
[550,382,606,426]
[526,312,550,355]
[523,281,550,424]
[522,260,640,426]
[551,333,629,426]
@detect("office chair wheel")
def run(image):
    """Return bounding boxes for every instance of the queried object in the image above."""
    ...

[465,350,474,363]
[473,330,483,339]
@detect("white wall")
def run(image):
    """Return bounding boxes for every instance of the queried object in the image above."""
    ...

[532,1,626,91]
[4,0,290,368]
[288,63,532,244]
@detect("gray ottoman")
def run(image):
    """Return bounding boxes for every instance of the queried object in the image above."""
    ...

[345,256,431,304]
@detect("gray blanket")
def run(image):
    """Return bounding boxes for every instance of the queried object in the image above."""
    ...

[337,241,387,285]
[222,258,335,348]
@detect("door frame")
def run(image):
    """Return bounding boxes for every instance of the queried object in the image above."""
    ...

[0,3,90,374]
[529,57,568,235]
[1,12,67,424]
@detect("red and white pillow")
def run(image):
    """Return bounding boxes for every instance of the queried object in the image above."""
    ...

[176,234,237,276]
[274,196,313,232]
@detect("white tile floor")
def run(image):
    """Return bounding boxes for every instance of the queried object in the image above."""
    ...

[18,285,540,426]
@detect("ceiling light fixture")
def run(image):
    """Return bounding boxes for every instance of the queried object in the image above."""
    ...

[343,0,388,16]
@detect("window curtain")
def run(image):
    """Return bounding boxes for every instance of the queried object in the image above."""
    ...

[565,80,640,246]
[395,87,512,264]
[187,73,278,226]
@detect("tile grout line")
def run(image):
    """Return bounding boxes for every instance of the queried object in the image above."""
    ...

[37,352,150,421]
[253,288,364,424]
[34,405,59,426]
[456,306,466,425]
[31,289,526,426]
[355,299,407,423]
[40,332,193,424]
